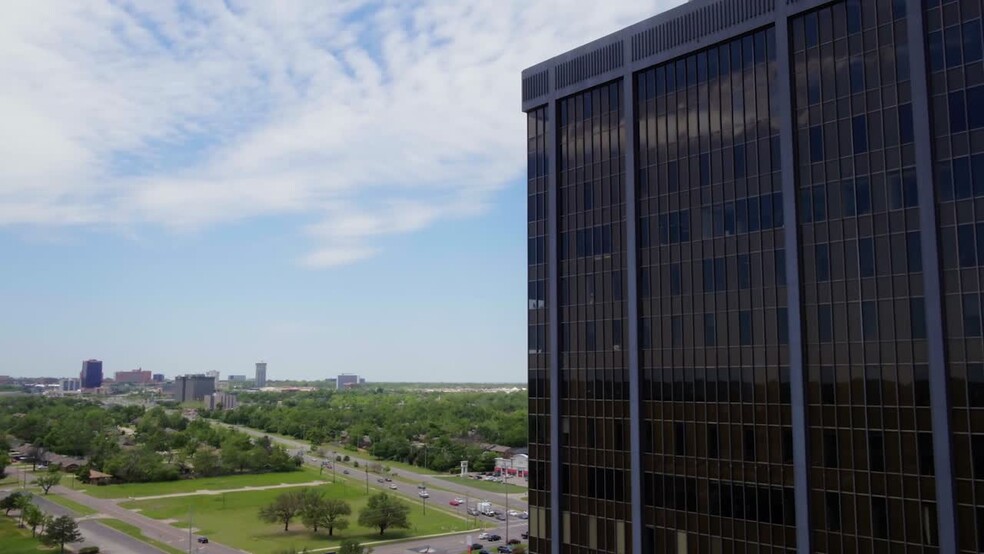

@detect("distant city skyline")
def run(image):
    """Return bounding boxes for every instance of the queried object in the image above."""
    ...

[0,1,684,382]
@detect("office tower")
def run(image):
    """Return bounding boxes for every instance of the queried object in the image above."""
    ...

[207,391,238,411]
[60,378,80,392]
[522,0,980,552]
[228,374,246,382]
[114,369,152,385]
[255,362,267,388]
[152,373,165,383]
[80,359,103,389]
[174,374,216,403]
[337,373,361,389]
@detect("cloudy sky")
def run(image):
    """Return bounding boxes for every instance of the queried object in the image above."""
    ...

[0,0,681,382]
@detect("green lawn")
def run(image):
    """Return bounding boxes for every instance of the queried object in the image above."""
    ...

[438,476,526,494]
[80,469,324,499]
[98,519,184,554]
[0,516,45,553]
[121,480,474,554]
[41,493,98,516]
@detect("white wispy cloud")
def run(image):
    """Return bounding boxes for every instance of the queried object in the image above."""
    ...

[0,0,681,266]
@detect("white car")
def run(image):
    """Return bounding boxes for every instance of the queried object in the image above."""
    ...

[478,532,491,540]
[418,491,429,498]
[389,483,398,490]
[507,510,521,517]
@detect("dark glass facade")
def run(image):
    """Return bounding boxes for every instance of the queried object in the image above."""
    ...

[80,359,103,389]
[523,0,978,552]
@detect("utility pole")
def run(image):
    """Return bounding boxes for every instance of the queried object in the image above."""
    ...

[364,464,369,494]
[188,504,193,554]
[422,494,426,515]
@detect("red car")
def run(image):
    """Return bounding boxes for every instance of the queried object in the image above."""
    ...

[449,499,461,506]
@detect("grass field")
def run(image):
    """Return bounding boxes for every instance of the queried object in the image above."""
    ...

[42,493,98,516]
[121,479,474,554]
[80,468,325,499]
[98,519,184,554]
[438,476,526,494]
[0,516,44,553]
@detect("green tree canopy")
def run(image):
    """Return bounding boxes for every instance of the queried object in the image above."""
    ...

[42,515,83,553]
[259,489,307,532]
[357,492,410,536]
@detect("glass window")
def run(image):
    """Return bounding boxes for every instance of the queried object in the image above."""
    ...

[826,492,841,531]
[907,232,923,272]
[813,187,827,221]
[823,431,838,467]
[810,126,824,162]
[911,298,927,339]
[856,177,871,214]
[914,365,931,407]
[859,238,875,277]
[969,364,984,407]
[918,432,935,476]
[704,314,717,345]
[946,24,965,68]
[964,294,982,337]
[899,103,914,143]
[778,308,789,345]
[744,427,755,461]
[950,91,967,133]
[739,311,752,345]
[966,21,984,64]
[842,180,857,216]
[869,431,885,471]
[969,86,984,130]
[738,255,751,289]
[816,244,830,281]
[819,305,833,343]
[707,425,719,458]
[670,264,682,295]
[776,250,787,286]
[672,316,683,346]
[852,115,868,153]
[862,301,878,340]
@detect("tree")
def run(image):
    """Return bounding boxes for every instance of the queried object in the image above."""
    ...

[0,491,23,515]
[339,539,368,554]
[0,451,9,479]
[192,448,221,477]
[259,489,307,531]
[302,495,351,536]
[357,493,410,536]
[24,503,45,536]
[36,470,63,495]
[15,492,33,525]
[41,515,83,553]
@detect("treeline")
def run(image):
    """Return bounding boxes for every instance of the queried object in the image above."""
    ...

[0,397,300,483]
[205,389,527,473]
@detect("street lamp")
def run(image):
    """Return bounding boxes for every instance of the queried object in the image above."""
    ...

[421,494,427,515]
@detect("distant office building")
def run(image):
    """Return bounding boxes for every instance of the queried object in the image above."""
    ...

[114,369,152,385]
[60,378,80,392]
[80,360,103,389]
[204,370,220,380]
[174,375,215,403]
[336,374,361,389]
[152,373,165,383]
[206,391,238,411]
[228,375,246,382]
[255,362,267,388]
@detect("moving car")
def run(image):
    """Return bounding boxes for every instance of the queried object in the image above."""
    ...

[449,499,461,506]
[197,537,209,544]
[488,534,502,542]
[377,478,385,483]
[417,483,427,489]
[507,510,520,517]
[342,469,350,474]
[389,483,398,490]
[418,490,429,498]
[467,508,480,516]
[521,532,529,540]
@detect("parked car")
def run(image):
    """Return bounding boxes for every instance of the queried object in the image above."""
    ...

[384,477,392,482]
[478,532,490,540]
[197,537,209,544]
[496,547,512,554]
[470,543,484,551]
[488,534,502,542]
[521,531,529,540]
[467,508,480,516]
[342,469,350,474]
[389,483,398,490]
[495,514,507,521]
[517,511,529,520]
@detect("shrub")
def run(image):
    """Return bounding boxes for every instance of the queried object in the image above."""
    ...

[79,547,100,554]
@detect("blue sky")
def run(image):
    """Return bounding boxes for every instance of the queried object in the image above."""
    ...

[0,0,680,381]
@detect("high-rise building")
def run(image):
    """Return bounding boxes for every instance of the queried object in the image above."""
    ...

[174,374,216,403]
[80,359,103,389]
[206,391,238,411]
[255,362,267,388]
[114,369,152,385]
[152,373,165,383]
[60,378,80,392]
[205,370,220,380]
[336,373,360,389]
[523,1,979,552]
[228,374,246,382]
